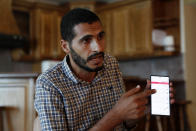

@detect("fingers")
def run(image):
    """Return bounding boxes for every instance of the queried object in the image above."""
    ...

[135,106,146,118]
[124,85,141,97]
[169,82,175,95]
[170,82,174,92]
[170,87,174,92]
[169,82,173,87]
[169,82,176,104]
[170,99,175,104]
[133,98,148,108]
[170,86,175,95]
[133,89,156,100]
[120,85,155,120]
[170,92,174,98]
[170,92,175,104]
[131,105,147,119]
[145,79,151,89]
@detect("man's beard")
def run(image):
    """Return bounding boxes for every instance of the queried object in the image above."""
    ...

[69,46,104,72]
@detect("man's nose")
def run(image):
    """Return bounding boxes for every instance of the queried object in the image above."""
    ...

[91,40,103,52]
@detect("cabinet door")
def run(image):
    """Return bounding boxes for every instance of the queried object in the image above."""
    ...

[32,8,64,60]
[113,0,153,58]
[98,11,113,54]
[0,78,35,131]
[56,12,66,59]
[98,0,153,59]
[128,1,153,56]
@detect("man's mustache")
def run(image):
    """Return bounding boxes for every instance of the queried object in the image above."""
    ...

[87,52,104,61]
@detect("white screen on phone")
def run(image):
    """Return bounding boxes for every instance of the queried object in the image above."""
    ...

[151,76,170,116]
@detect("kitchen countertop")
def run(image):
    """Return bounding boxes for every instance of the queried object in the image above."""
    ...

[0,73,39,78]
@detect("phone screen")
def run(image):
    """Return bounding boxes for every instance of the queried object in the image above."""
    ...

[151,76,170,116]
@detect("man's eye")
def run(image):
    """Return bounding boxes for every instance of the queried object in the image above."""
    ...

[83,38,91,43]
[98,33,105,40]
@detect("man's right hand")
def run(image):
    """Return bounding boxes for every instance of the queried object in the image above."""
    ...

[113,85,156,122]
[89,85,156,131]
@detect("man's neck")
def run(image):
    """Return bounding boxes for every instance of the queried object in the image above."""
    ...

[67,56,96,82]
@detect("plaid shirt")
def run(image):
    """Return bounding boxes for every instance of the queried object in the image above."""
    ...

[34,53,127,131]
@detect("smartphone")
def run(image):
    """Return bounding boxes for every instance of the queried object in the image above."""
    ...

[151,75,170,116]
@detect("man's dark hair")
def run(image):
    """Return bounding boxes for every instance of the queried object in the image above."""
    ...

[60,8,101,44]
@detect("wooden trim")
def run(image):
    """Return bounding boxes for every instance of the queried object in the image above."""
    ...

[33,2,69,12]
[12,0,34,12]
[96,0,150,12]
[0,73,38,78]
[12,0,69,13]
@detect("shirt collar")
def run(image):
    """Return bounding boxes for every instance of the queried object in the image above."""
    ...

[63,55,79,84]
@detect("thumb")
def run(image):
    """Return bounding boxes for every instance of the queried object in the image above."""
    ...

[145,79,151,89]
[124,85,141,97]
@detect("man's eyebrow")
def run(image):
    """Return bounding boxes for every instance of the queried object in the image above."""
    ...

[79,35,93,42]
[79,31,105,42]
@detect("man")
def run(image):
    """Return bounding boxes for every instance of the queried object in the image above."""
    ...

[34,8,174,130]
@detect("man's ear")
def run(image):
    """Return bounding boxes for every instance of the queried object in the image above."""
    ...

[61,40,70,54]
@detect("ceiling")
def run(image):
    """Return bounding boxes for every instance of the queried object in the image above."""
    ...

[38,0,123,5]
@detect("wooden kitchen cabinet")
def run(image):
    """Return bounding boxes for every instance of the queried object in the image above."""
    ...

[31,4,67,60]
[97,10,113,55]
[12,1,68,61]
[12,0,180,61]
[97,0,153,59]
[97,0,181,60]
[152,0,180,54]
[0,73,38,131]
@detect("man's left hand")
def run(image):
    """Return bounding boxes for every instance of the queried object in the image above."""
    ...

[146,79,175,104]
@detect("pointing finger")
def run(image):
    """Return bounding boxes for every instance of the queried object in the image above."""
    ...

[124,85,141,97]
[133,89,156,100]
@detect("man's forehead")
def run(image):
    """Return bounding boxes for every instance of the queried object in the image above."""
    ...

[73,21,103,36]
